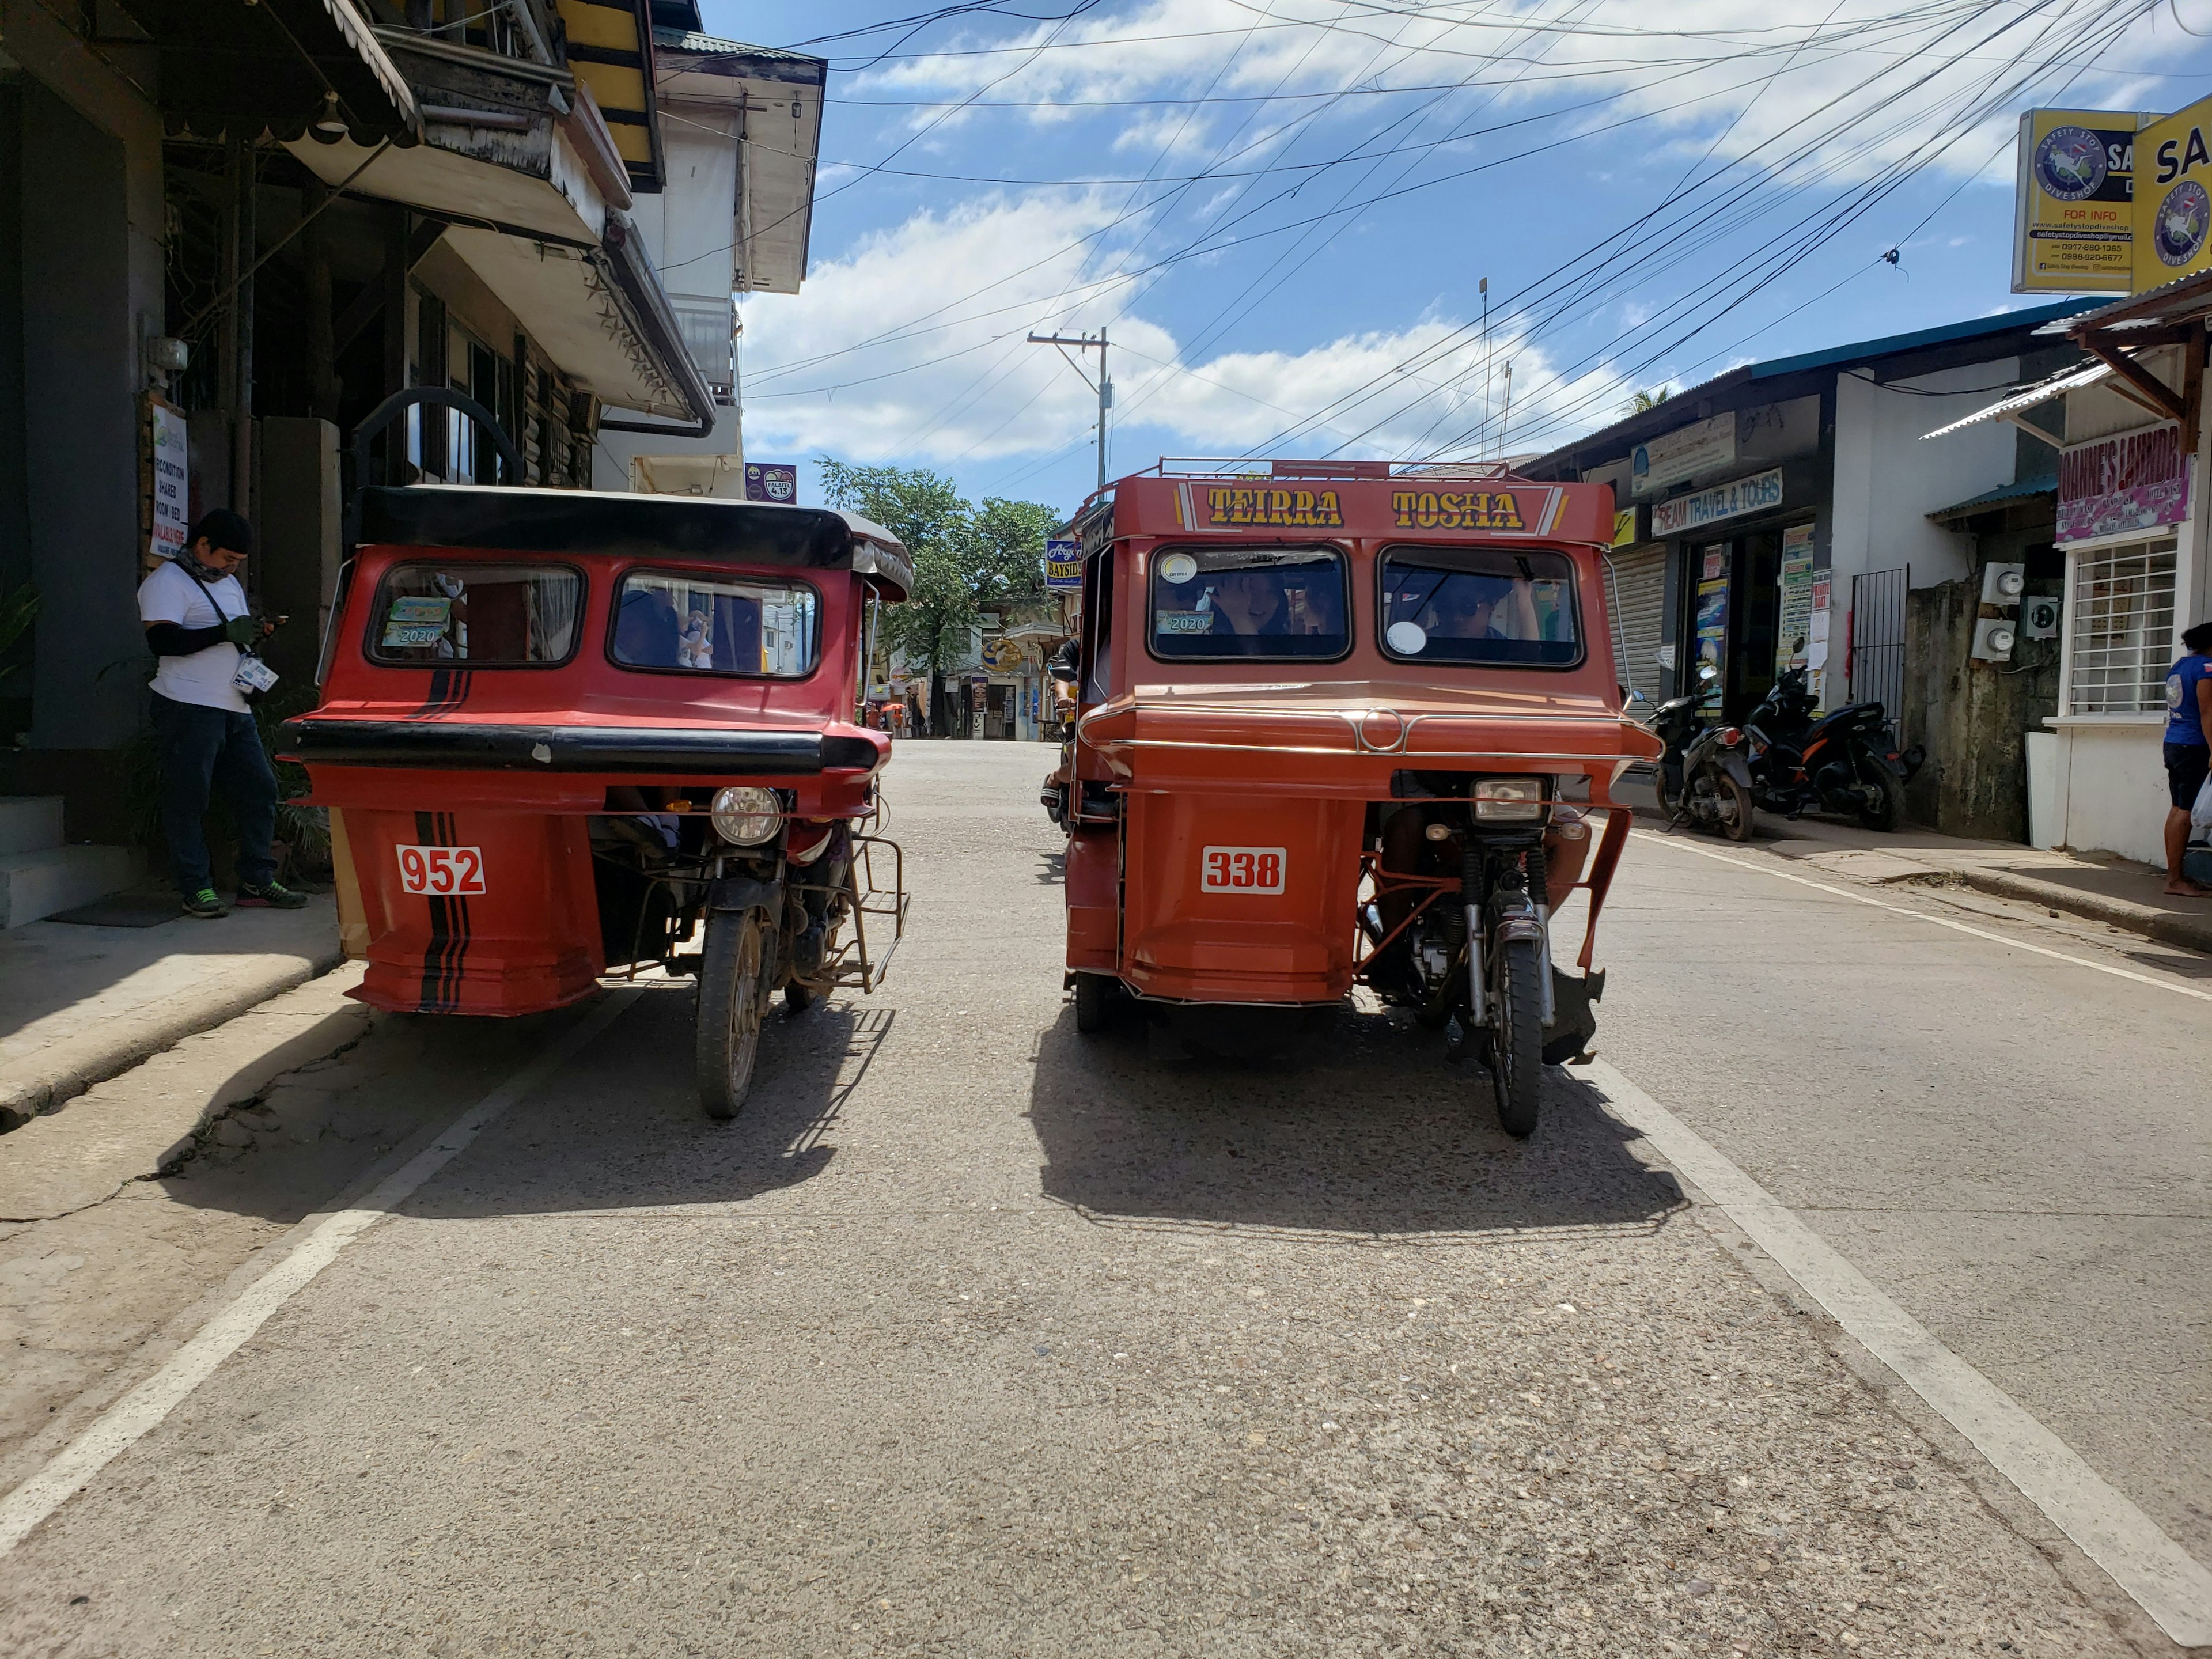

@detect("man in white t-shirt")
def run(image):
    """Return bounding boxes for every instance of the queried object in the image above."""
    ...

[138,509,307,918]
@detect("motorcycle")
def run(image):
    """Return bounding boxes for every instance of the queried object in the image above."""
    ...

[1743,661,1923,831]
[1646,662,1715,819]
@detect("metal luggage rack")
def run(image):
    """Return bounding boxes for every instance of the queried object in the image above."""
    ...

[791,834,909,995]
[1143,457,1533,483]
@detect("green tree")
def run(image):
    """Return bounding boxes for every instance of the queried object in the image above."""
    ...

[1624,385,1672,416]
[816,460,1063,734]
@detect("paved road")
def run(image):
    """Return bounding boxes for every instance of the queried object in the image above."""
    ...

[0,744,2199,1657]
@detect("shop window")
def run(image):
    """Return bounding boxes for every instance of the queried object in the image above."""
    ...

[2066,539,2176,715]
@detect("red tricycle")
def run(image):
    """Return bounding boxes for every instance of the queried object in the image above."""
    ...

[282,484,910,1118]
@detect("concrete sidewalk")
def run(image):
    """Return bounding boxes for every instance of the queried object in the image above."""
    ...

[1616,768,2212,953]
[0,896,344,1127]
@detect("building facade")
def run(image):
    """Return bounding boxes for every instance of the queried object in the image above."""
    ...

[1527,302,2094,842]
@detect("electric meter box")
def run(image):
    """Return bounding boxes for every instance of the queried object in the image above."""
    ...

[1979,562,2026,606]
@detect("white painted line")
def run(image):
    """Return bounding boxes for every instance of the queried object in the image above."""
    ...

[1637,831,2212,1004]
[1572,1056,2212,1647]
[0,989,640,1558]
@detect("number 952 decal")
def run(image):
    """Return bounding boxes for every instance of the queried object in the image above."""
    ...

[396,844,486,896]
[1200,846,1285,893]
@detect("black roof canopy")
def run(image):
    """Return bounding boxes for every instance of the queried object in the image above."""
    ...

[358,486,911,599]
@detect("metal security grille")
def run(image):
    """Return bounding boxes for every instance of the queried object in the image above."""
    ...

[1604,546,1667,697]
[2066,539,2177,715]
[1850,565,1908,727]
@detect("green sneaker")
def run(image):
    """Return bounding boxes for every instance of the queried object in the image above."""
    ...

[183,888,228,919]
[236,880,308,910]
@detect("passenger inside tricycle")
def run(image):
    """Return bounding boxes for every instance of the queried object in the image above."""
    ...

[1048,461,1660,1137]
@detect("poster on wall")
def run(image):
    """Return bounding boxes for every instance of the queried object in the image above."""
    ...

[1776,532,1815,679]
[1695,555,1729,711]
[149,402,189,560]
[2011,109,2150,294]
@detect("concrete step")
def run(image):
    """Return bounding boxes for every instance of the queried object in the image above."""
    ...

[0,796,66,857]
[0,844,142,931]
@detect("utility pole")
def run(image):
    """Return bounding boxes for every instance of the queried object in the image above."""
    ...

[1027,329,1112,493]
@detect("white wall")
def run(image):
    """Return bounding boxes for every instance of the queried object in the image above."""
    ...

[2050,718,2169,864]
[1830,358,2020,597]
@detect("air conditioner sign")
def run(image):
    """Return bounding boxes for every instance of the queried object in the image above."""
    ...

[1649,468,1783,537]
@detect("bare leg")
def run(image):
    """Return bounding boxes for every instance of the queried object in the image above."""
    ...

[2164,806,2209,897]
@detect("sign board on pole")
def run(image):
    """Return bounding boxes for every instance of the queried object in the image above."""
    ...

[149,402,189,560]
[2012,109,2151,294]
[2135,93,2212,292]
[1044,536,1082,590]
[743,463,798,503]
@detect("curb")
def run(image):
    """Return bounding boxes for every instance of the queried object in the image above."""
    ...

[1955,868,2212,956]
[0,944,346,1127]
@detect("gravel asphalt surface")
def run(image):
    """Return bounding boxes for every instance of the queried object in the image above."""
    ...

[0,743,2196,1658]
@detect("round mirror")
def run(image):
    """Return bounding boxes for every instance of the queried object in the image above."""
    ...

[1386,620,1429,655]
[1158,552,1198,585]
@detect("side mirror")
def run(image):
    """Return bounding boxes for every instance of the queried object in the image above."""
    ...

[1623,690,1656,724]
[1698,662,1718,683]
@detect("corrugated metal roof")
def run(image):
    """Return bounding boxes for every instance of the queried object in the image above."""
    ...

[1748,297,2101,379]
[1926,473,2058,521]
[1919,361,2109,441]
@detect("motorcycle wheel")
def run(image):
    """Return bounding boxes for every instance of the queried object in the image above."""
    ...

[1654,770,1680,820]
[1860,768,1905,832]
[1073,971,1120,1033]
[1713,771,1755,842]
[696,907,773,1120]
[1487,938,1544,1138]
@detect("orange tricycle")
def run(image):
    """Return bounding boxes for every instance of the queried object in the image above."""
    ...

[1044,460,1661,1135]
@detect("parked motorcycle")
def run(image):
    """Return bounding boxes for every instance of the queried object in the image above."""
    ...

[1646,663,1715,819]
[1743,661,1924,831]
[1676,719,1757,841]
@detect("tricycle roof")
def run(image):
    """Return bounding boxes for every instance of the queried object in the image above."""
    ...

[358,484,912,600]
[1080,460,1613,551]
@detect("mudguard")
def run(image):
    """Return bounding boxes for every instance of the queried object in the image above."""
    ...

[709,874,781,915]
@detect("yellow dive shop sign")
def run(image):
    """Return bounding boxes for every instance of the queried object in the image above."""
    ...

[2137,93,2212,290]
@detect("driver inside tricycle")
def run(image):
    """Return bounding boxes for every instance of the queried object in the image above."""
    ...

[1047,461,1660,1136]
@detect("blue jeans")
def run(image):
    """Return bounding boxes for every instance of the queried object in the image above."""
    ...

[151,692,277,895]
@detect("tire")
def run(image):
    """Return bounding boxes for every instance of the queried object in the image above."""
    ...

[1654,770,1680,820]
[1487,937,1544,1138]
[1714,770,1755,842]
[696,908,772,1120]
[1073,972,1119,1033]
[1859,767,1905,832]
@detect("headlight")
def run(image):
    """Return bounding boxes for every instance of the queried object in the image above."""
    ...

[1472,778,1546,821]
[710,785,781,846]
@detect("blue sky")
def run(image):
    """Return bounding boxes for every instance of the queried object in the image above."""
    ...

[704,0,2212,521]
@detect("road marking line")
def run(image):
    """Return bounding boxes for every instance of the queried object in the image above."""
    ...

[1636,831,2212,1003]
[1573,1056,2212,1647]
[0,989,639,1558]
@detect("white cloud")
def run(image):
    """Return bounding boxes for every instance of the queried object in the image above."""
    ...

[737,195,1625,468]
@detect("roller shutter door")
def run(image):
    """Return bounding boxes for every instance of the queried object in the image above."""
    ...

[1605,543,1667,698]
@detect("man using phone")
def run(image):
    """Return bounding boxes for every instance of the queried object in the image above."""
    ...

[137,509,308,918]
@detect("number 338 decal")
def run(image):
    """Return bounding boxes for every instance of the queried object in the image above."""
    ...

[1200,846,1285,893]
[396,844,487,896]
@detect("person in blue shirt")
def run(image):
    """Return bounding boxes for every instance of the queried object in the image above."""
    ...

[2165,619,2212,897]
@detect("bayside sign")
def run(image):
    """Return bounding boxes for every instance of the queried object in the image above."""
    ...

[1649,468,1784,538]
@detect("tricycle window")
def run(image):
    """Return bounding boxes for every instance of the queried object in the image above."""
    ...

[1148,545,1347,661]
[1378,546,1581,668]
[610,570,821,679]
[366,563,582,666]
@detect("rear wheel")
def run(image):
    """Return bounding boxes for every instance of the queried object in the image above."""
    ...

[1488,937,1544,1138]
[696,908,772,1120]
[1073,972,1120,1033]
[1654,768,1680,820]
[1859,768,1905,831]
[1693,766,1755,842]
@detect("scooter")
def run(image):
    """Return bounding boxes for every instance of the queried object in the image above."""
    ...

[1743,661,1923,831]
[1646,663,1716,819]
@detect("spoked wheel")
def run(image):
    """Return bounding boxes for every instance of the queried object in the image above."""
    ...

[1072,972,1120,1033]
[696,908,773,1120]
[1487,937,1544,1138]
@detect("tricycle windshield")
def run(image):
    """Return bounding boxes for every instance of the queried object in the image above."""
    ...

[610,570,821,679]
[1377,545,1581,669]
[366,562,582,665]
[1147,544,1347,661]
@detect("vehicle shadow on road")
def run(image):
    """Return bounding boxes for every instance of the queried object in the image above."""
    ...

[1025,1005,1685,1237]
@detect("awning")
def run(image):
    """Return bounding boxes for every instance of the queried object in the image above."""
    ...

[1919,361,2108,443]
[107,0,419,145]
[1926,474,2057,524]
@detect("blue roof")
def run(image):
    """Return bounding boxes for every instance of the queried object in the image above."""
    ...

[1927,472,2057,520]
[1748,298,2103,380]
